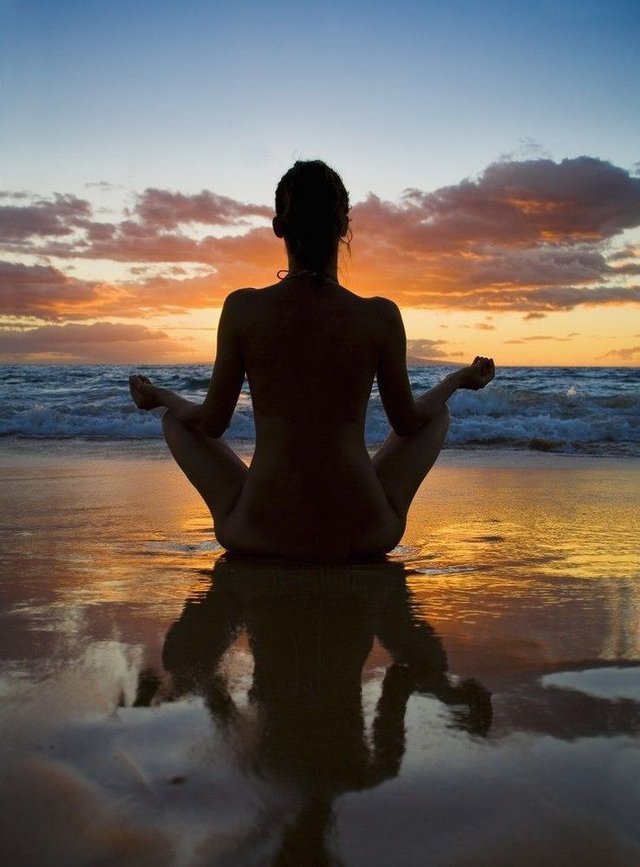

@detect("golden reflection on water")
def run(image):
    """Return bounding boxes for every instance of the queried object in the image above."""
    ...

[404,455,639,581]
[1,446,640,865]
[398,454,640,665]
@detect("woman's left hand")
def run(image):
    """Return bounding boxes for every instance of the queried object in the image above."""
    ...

[457,357,495,391]
[129,374,162,410]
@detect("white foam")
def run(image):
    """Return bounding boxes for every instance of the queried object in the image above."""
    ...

[2,364,639,455]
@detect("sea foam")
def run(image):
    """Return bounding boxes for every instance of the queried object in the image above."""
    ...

[1,364,638,456]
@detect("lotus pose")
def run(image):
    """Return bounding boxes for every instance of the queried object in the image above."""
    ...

[130,161,494,560]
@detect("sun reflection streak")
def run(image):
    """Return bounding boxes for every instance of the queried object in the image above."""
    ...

[398,454,640,664]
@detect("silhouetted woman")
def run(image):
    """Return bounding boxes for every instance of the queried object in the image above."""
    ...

[129,161,494,560]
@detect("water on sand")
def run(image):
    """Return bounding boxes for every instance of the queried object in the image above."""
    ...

[1,443,639,865]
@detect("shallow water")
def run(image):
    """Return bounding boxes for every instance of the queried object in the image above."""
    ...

[0,444,639,865]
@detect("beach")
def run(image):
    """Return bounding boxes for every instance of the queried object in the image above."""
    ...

[1,438,639,866]
[4,0,640,859]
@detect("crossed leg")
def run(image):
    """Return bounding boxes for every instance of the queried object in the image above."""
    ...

[161,402,449,555]
[373,405,450,524]
[161,411,247,526]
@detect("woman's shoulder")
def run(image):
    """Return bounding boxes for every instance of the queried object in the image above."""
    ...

[333,292,403,347]
[224,284,400,323]
[224,283,287,306]
[334,285,399,313]
[355,293,402,327]
[224,286,259,305]
[221,286,267,317]
[363,294,400,315]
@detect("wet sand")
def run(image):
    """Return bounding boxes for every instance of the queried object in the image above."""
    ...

[1,440,639,866]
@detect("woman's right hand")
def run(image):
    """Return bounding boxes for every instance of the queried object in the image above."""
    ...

[129,374,162,410]
[457,357,495,391]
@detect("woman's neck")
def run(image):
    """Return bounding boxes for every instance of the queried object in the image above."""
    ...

[286,250,339,282]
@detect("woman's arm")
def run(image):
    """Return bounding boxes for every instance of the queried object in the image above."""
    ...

[129,291,247,438]
[375,299,494,436]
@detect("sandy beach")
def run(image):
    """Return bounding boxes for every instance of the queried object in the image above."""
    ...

[1,439,639,866]
[4,0,640,861]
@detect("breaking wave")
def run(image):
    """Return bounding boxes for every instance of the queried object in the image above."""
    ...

[1,364,638,456]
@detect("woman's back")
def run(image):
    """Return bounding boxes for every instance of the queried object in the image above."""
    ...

[216,276,403,560]
[236,276,384,433]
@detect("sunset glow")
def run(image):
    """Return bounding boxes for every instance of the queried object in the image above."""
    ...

[1,1,639,366]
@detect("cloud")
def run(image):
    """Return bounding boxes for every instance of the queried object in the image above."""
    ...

[394,156,640,247]
[611,262,640,276]
[405,338,450,364]
[0,191,30,200]
[0,256,271,322]
[504,335,573,344]
[0,194,91,242]
[133,188,272,229]
[0,321,184,363]
[506,284,640,311]
[83,223,280,272]
[609,245,637,261]
[84,181,126,191]
[523,312,546,320]
[2,156,640,321]
[516,334,571,343]
[598,345,640,361]
[498,138,553,163]
[345,156,640,310]
[0,261,130,320]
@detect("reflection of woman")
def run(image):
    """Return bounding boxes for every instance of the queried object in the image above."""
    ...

[156,558,491,865]
[130,161,494,560]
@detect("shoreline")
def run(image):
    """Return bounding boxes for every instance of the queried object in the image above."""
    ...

[3,434,640,465]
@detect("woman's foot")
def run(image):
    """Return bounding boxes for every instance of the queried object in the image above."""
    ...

[129,374,163,410]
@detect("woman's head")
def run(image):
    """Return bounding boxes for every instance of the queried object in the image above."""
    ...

[274,160,350,272]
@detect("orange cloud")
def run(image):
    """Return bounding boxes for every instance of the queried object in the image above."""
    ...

[345,156,640,308]
[0,261,131,319]
[504,335,574,345]
[2,156,640,324]
[393,157,640,248]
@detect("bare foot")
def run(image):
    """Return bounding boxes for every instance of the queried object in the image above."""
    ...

[129,374,163,410]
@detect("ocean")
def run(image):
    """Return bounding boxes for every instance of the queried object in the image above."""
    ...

[1,364,638,456]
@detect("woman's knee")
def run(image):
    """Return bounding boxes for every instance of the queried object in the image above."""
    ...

[432,404,450,449]
[417,405,450,437]
[438,404,451,434]
[414,404,449,458]
[161,410,196,454]
[161,409,186,440]
[161,409,176,430]
[424,404,450,440]
[435,403,450,423]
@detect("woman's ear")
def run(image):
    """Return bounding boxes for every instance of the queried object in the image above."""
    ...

[272,216,284,238]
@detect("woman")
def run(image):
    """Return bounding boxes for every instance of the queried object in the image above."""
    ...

[129,160,494,561]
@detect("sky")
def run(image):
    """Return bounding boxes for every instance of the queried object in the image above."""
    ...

[1,0,639,366]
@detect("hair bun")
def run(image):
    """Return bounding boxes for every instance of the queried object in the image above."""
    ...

[275,161,351,271]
